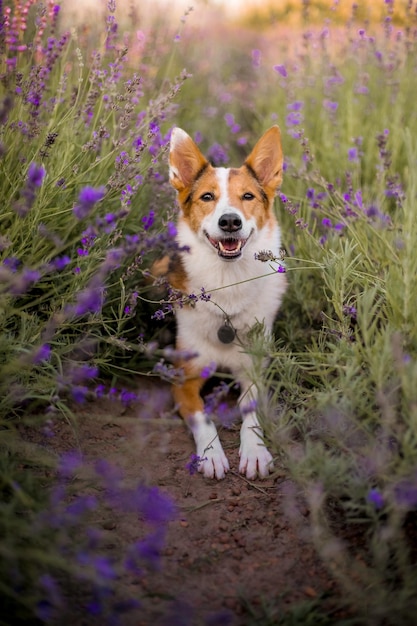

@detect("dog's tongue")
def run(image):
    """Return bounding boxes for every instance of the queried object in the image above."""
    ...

[221,238,239,251]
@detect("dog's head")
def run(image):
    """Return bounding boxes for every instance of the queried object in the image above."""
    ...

[169,126,283,261]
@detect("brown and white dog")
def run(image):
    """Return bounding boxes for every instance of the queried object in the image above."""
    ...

[165,126,287,480]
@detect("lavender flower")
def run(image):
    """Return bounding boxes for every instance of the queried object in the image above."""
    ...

[252,49,261,68]
[52,255,71,270]
[394,476,417,510]
[73,186,105,220]
[57,450,83,477]
[125,528,165,572]
[28,162,46,186]
[73,285,103,316]
[348,147,358,162]
[32,344,52,364]
[186,454,207,475]
[200,362,217,379]
[274,64,287,77]
[207,143,229,166]
[367,488,384,510]
[323,99,338,112]
[142,210,155,230]
[13,162,46,216]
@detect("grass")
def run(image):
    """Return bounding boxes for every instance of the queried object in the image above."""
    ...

[1,0,417,623]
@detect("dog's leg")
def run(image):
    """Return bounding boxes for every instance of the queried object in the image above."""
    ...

[238,381,273,480]
[173,375,230,480]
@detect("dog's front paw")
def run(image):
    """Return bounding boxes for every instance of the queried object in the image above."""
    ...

[191,414,229,480]
[197,440,230,480]
[239,428,273,479]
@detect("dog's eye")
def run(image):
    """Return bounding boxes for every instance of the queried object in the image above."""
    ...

[200,192,214,202]
[242,192,255,201]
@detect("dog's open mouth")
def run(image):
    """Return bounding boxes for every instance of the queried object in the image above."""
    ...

[206,235,247,259]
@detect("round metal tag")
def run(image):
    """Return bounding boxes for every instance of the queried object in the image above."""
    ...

[217,323,236,344]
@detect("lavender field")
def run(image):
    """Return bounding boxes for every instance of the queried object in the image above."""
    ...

[1,0,417,624]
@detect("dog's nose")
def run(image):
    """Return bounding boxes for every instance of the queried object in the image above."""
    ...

[218,213,242,233]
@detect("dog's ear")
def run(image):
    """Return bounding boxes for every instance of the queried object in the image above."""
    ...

[245,126,283,191]
[169,128,208,191]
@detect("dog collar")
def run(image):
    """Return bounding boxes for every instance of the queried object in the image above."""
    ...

[217,316,236,344]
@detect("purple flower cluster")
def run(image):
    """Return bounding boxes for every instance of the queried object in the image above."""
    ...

[33,453,176,622]
[73,186,106,220]
[13,162,45,216]
[186,454,207,475]
[207,142,229,166]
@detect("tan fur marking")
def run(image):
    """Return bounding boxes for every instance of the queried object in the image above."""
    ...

[244,126,283,193]
[179,166,220,231]
[226,167,273,229]
[151,256,170,277]
[167,254,188,293]
[173,360,204,419]
[169,129,208,191]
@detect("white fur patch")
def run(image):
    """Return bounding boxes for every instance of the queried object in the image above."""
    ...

[190,411,229,479]
[239,413,273,479]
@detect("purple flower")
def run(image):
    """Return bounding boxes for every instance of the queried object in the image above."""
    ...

[120,389,138,405]
[138,486,176,523]
[142,210,155,230]
[9,268,41,294]
[277,264,286,274]
[71,385,88,403]
[4,256,20,272]
[323,99,338,112]
[27,162,46,187]
[322,218,332,228]
[32,344,51,364]
[93,556,117,581]
[13,163,46,216]
[66,495,97,517]
[73,286,103,316]
[286,111,302,126]
[149,120,159,134]
[252,49,261,68]
[394,476,417,509]
[343,305,357,320]
[224,112,234,127]
[186,454,207,476]
[126,529,165,572]
[71,364,99,384]
[73,186,105,220]
[23,269,41,283]
[58,450,83,477]
[207,143,229,166]
[201,362,216,379]
[274,64,287,77]
[367,488,384,510]
[53,255,71,270]
[287,101,303,112]
[95,384,106,398]
[348,147,358,162]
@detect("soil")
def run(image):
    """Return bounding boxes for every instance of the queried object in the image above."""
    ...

[35,377,342,626]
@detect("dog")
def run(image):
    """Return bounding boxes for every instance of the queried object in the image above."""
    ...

[162,125,287,480]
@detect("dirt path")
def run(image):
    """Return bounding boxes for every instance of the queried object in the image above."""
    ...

[45,378,339,625]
